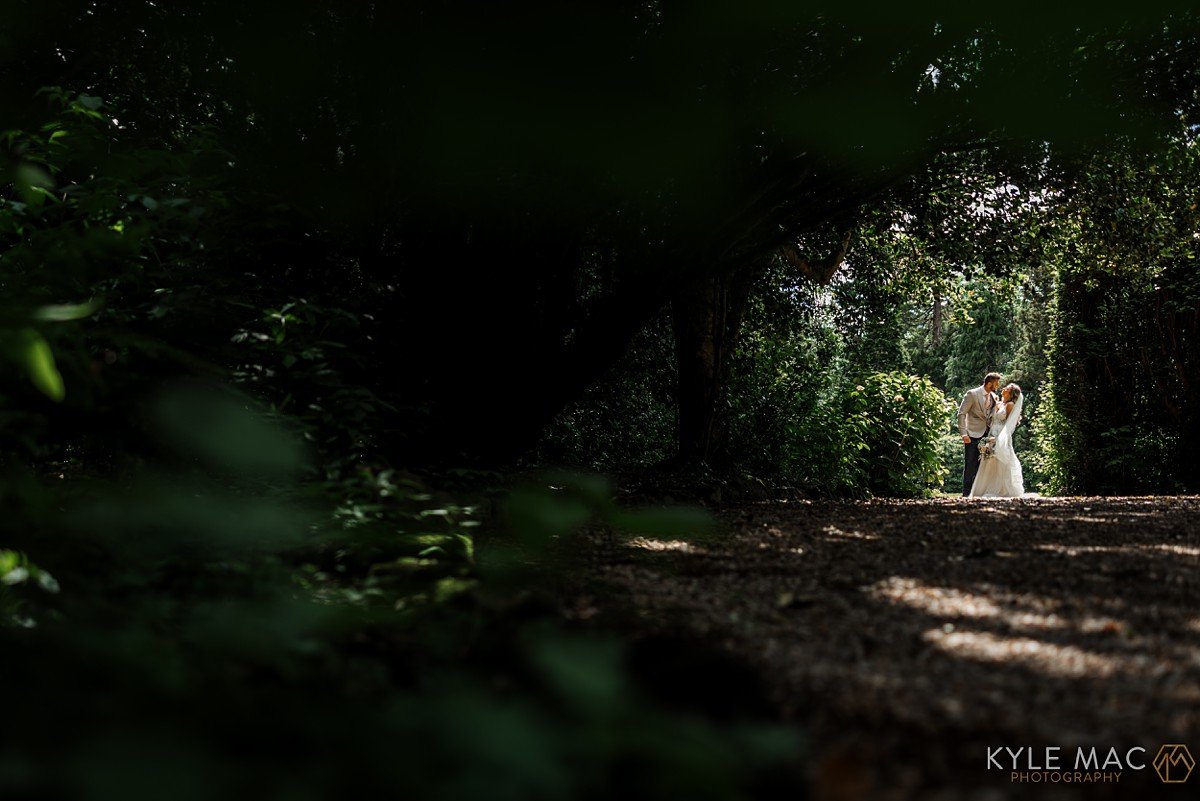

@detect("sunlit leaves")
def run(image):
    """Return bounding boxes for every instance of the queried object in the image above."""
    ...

[15,328,65,401]
[839,371,954,497]
[33,298,100,322]
[0,549,58,591]
[0,549,60,629]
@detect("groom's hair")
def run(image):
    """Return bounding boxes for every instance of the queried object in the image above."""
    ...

[984,372,1002,385]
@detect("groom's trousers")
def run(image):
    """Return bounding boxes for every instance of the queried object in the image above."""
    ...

[962,429,988,496]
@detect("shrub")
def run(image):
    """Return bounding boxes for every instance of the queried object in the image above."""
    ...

[837,372,955,497]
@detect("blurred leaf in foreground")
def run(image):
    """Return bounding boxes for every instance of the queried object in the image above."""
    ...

[153,383,309,478]
[16,329,65,401]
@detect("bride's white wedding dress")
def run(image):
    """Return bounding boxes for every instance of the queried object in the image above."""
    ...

[970,396,1024,497]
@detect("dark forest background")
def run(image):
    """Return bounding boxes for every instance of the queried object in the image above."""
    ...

[2,2,1200,799]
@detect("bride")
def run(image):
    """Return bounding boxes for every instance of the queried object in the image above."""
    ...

[970,383,1025,497]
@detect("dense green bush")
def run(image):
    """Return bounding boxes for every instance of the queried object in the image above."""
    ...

[1033,133,1200,494]
[836,372,955,497]
[725,279,845,486]
[937,432,967,495]
[536,267,966,499]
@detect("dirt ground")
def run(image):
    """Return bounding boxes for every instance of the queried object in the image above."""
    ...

[594,496,1200,800]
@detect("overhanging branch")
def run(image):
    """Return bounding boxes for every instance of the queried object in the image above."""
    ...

[778,228,853,285]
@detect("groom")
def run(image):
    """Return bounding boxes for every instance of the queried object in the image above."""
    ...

[957,372,1002,496]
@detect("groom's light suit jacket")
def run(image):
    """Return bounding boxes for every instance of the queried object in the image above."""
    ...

[957,385,997,439]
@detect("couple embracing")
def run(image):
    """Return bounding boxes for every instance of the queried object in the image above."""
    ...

[957,371,1025,498]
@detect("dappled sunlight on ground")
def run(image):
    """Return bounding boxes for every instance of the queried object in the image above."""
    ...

[868,577,1066,629]
[821,524,881,541]
[594,496,1200,800]
[922,628,1128,679]
[626,536,703,554]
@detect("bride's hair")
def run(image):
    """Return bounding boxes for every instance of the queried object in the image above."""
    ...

[1006,383,1022,400]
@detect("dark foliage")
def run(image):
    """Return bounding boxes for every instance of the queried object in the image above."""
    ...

[2,4,1200,799]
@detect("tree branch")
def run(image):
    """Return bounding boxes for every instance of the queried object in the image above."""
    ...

[777,228,853,285]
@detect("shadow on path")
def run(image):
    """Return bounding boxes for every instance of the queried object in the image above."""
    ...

[594,496,1200,801]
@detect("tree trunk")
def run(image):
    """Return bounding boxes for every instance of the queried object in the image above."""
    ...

[931,295,943,345]
[669,232,853,468]
[670,267,758,466]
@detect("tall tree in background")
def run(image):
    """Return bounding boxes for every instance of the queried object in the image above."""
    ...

[1035,131,1200,493]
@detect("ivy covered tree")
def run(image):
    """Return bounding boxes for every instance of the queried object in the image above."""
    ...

[1034,129,1200,493]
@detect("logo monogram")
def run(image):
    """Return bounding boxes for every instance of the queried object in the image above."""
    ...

[1153,744,1195,784]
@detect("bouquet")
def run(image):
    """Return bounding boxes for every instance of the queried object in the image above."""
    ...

[977,436,997,459]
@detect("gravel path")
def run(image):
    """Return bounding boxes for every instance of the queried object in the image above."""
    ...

[596,496,1200,800]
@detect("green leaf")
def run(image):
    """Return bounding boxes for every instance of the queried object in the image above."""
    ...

[33,299,101,322]
[154,385,307,476]
[14,163,53,189]
[13,164,55,205]
[611,506,716,539]
[18,329,65,401]
[1,566,29,585]
[25,185,59,204]
[503,488,592,545]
